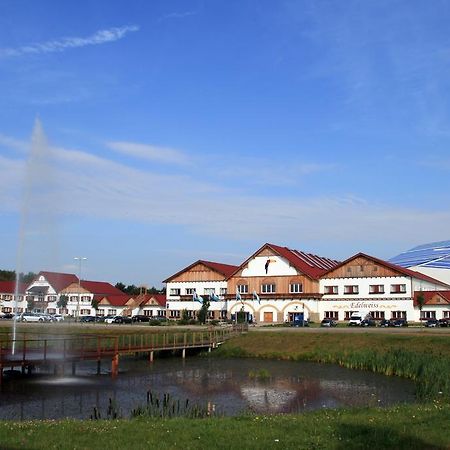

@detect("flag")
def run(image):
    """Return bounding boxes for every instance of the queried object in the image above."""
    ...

[265,259,270,274]
[252,291,260,304]
[236,290,242,301]
[209,293,220,301]
[193,291,203,303]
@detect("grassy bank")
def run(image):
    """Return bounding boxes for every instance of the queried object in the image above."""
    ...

[0,403,448,449]
[214,332,450,400]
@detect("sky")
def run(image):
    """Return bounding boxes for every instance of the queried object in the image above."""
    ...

[1,0,450,287]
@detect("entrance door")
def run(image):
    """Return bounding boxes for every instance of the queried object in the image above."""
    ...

[263,311,273,322]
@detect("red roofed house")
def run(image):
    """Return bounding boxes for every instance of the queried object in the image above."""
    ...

[124,293,166,318]
[164,260,239,321]
[413,290,450,321]
[226,243,340,323]
[320,253,450,322]
[0,280,27,315]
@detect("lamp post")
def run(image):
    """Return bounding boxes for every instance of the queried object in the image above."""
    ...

[74,257,87,320]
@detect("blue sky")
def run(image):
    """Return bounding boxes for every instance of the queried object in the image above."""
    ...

[1,0,450,287]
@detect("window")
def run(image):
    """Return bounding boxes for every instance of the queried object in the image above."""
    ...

[4,295,12,301]
[157,310,166,317]
[325,311,339,320]
[81,295,90,302]
[170,288,181,296]
[70,296,78,302]
[369,285,384,294]
[237,284,248,294]
[2,307,12,313]
[344,285,359,294]
[185,288,195,295]
[370,310,385,320]
[207,311,215,319]
[144,310,153,316]
[204,288,216,295]
[420,311,436,319]
[80,309,91,315]
[97,310,105,316]
[390,284,407,294]
[47,308,56,314]
[47,296,57,302]
[107,309,117,315]
[391,311,407,319]
[37,295,45,303]
[443,311,450,318]
[17,295,23,301]
[220,288,227,295]
[344,311,357,320]
[220,310,227,319]
[169,310,180,318]
[324,286,338,295]
[261,284,276,294]
[289,283,303,294]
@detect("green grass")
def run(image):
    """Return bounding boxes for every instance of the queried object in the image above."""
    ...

[0,403,448,449]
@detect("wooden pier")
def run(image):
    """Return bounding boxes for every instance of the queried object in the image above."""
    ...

[0,325,247,382]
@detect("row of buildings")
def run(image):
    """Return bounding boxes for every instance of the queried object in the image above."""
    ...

[1,241,450,323]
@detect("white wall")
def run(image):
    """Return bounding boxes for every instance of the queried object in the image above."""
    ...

[241,256,297,277]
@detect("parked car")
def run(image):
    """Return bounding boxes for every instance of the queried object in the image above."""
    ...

[80,315,97,323]
[18,312,47,322]
[0,313,15,320]
[132,315,151,323]
[51,314,64,322]
[112,315,132,324]
[393,319,408,327]
[320,318,337,327]
[104,315,116,324]
[291,319,309,327]
[348,315,363,326]
[379,319,392,327]
[360,318,376,327]
[425,319,438,328]
[438,318,449,327]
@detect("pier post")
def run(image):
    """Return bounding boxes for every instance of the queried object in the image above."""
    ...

[97,359,101,375]
[149,351,154,363]
[111,354,119,377]
[182,348,186,359]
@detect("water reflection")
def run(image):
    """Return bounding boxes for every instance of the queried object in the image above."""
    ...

[0,357,416,420]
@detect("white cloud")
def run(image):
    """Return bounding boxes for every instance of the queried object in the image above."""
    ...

[106,141,191,165]
[0,25,139,58]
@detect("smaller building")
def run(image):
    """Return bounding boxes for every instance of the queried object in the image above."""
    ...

[413,290,450,321]
[0,281,27,314]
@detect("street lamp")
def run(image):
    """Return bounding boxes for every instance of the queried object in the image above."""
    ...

[74,257,87,320]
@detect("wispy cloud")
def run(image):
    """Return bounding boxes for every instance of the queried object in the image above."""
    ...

[106,141,191,165]
[159,11,197,21]
[0,25,139,58]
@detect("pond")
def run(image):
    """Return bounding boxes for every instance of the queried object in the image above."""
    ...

[0,357,416,420]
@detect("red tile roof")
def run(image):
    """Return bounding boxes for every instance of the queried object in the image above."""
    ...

[80,280,123,296]
[97,294,132,306]
[163,260,239,283]
[36,271,79,292]
[413,290,450,306]
[323,253,450,287]
[227,243,340,280]
[0,281,27,294]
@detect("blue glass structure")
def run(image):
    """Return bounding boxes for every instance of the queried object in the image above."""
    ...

[390,240,450,269]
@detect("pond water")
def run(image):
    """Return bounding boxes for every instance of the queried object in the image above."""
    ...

[0,357,416,420]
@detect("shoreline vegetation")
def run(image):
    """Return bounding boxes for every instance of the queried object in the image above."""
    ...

[0,331,449,449]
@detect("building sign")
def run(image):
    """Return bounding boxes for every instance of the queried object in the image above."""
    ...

[332,301,409,310]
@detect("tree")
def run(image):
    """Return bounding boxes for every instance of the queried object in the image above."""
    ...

[0,270,15,281]
[57,295,69,314]
[416,292,425,324]
[197,297,210,324]
[91,297,100,311]
[115,282,126,292]
[26,296,35,312]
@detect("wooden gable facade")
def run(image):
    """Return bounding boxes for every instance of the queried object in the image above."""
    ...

[227,245,320,297]
[167,262,227,283]
[322,255,402,279]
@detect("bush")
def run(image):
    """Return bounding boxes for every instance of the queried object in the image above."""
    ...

[210,320,219,326]
[149,320,162,326]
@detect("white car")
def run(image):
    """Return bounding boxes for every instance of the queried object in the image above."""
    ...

[19,312,47,322]
[104,315,117,324]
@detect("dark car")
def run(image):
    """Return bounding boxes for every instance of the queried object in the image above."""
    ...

[425,319,438,328]
[379,319,392,327]
[113,316,132,324]
[291,319,309,327]
[320,318,337,327]
[360,318,376,327]
[438,318,449,327]
[1,313,15,320]
[80,315,97,323]
[132,315,151,323]
[393,319,408,327]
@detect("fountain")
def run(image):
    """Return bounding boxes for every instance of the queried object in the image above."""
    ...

[12,119,59,354]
